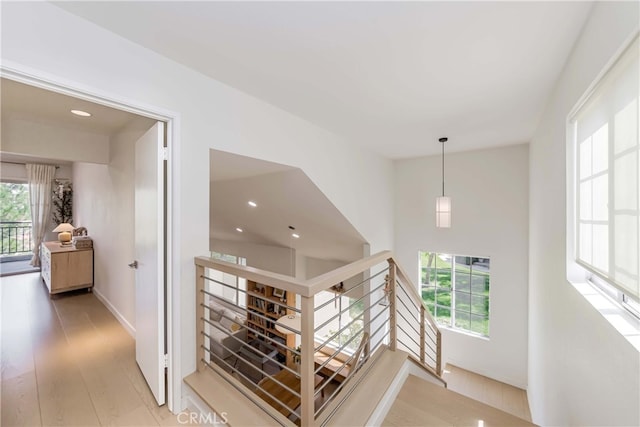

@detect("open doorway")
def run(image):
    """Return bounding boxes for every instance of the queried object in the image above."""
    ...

[0,77,174,409]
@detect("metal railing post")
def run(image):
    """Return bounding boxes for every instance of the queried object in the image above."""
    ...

[436,329,442,376]
[196,264,206,372]
[420,305,426,364]
[300,295,315,426]
[388,260,397,351]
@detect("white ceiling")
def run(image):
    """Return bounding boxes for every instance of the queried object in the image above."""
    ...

[210,150,367,262]
[1,78,140,135]
[54,1,593,158]
[0,79,366,263]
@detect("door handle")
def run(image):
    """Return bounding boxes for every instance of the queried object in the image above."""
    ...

[128,260,139,269]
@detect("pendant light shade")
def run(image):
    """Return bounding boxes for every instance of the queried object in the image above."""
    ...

[436,137,451,228]
[436,196,451,228]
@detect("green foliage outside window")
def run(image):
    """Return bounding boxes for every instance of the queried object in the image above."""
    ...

[0,183,31,222]
[0,183,32,255]
[420,251,490,337]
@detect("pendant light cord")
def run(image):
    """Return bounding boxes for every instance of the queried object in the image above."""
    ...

[439,137,448,197]
[442,139,445,197]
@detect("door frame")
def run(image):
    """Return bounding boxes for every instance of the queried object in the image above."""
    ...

[1,63,182,412]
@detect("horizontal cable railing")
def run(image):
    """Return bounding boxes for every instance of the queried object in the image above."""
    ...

[391,260,444,382]
[193,251,443,426]
[0,221,33,256]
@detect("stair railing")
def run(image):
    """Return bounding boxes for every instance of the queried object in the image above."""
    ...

[193,250,444,426]
[390,260,444,381]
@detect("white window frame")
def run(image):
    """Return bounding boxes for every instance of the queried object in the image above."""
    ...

[566,33,640,347]
[419,251,491,338]
[566,32,640,316]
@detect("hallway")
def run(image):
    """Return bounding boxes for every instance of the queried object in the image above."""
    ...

[1,272,182,426]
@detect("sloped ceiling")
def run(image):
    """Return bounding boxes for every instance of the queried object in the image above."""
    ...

[210,150,366,262]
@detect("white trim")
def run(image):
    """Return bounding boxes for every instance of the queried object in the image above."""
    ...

[366,358,449,426]
[0,61,182,414]
[93,287,136,338]
[565,31,640,304]
[366,361,409,425]
[0,60,175,121]
[566,29,640,121]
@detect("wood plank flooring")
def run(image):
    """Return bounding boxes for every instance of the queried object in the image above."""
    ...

[383,375,535,427]
[2,272,535,427]
[443,364,532,422]
[0,272,183,427]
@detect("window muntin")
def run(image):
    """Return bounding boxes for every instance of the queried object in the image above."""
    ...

[314,291,364,355]
[571,35,639,304]
[419,252,490,337]
[207,252,247,307]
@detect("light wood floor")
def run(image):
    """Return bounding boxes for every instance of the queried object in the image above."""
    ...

[383,374,535,427]
[0,272,184,426]
[443,364,532,422]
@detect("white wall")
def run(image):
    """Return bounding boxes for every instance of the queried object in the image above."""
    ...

[0,161,72,182]
[1,115,91,236]
[528,2,640,426]
[210,238,295,276]
[394,144,529,388]
[73,118,154,334]
[1,117,109,164]
[0,2,395,409]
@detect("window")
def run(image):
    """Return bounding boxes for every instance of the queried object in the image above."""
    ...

[570,35,639,306]
[314,292,364,354]
[0,182,32,257]
[419,251,490,337]
[206,252,247,307]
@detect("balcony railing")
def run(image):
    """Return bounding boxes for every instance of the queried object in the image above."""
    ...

[191,251,444,426]
[0,221,33,256]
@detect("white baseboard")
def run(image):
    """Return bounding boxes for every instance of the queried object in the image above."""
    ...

[93,287,136,338]
[366,361,410,426]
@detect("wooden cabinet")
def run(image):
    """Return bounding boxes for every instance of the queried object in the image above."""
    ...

[246,281,296,363]
[40,241,93,295]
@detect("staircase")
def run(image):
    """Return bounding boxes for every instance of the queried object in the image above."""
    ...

[384,374,535,426]
[186,251,510,426]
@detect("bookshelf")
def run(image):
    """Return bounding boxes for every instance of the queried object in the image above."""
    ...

[246,280,296,364]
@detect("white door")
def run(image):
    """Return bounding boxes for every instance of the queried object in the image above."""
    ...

[134,122,166,406]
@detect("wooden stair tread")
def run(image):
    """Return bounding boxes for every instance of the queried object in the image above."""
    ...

[383,375,537,427]
[185,369,291,427]
[314,353,350,381]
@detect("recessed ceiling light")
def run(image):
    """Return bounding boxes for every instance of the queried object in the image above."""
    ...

[236,228,243,233]
[248,201,257,207]
[70,109,92,117]
[292,233,300,239]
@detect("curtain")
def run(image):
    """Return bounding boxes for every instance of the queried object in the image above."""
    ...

[27,164,56,267]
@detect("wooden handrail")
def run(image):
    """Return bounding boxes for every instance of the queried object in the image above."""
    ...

[194,249,445,424]
[305,251,393,295]
[195,256,309,295]
[196,251,441,355]
[195,251,393,298]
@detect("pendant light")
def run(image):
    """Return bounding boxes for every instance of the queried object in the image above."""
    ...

[436,137,451,228]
